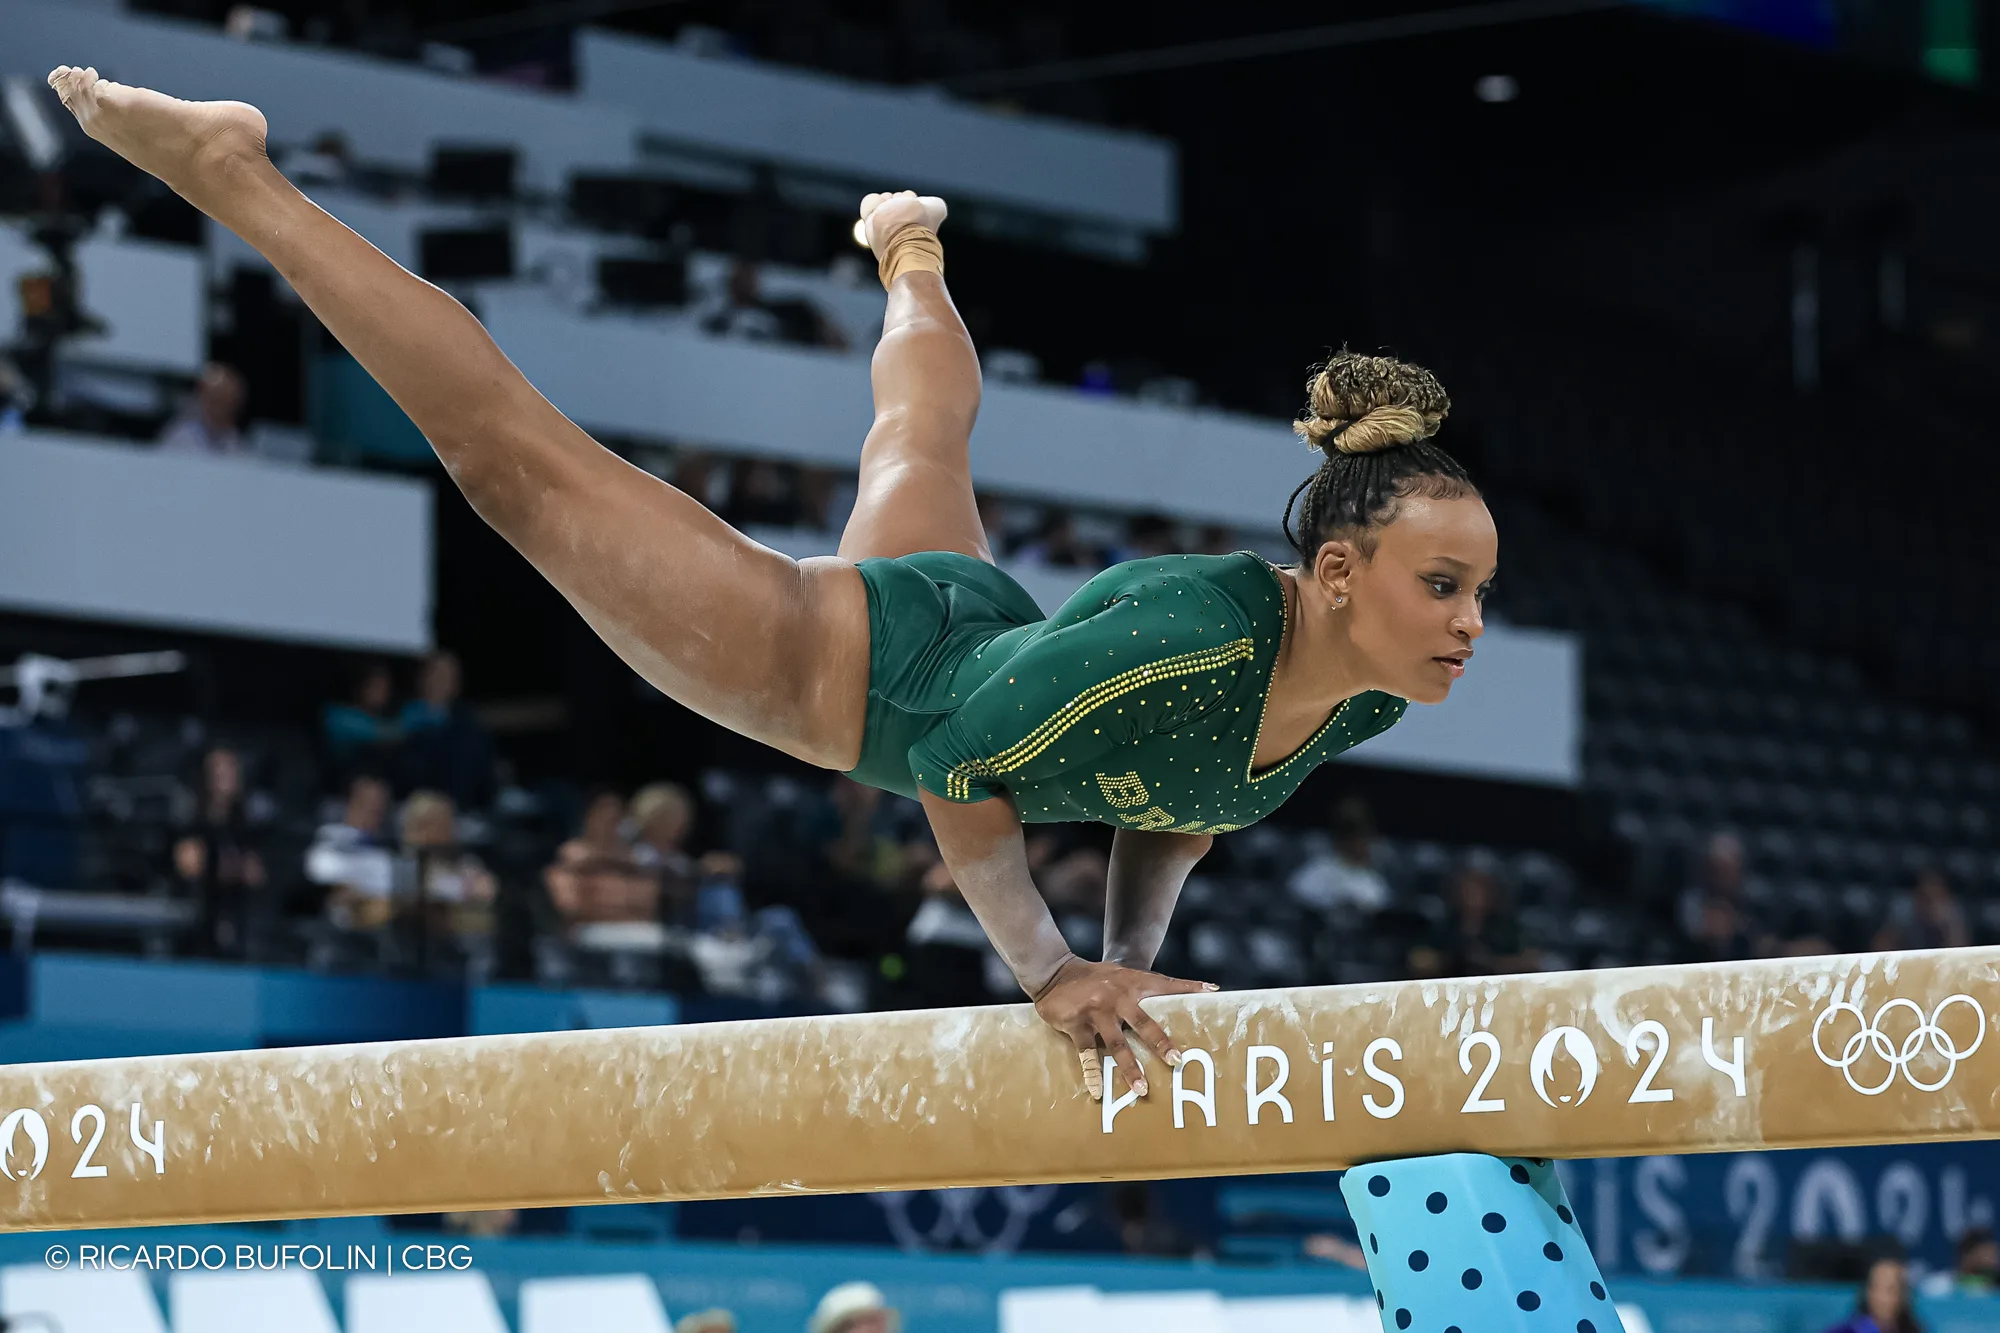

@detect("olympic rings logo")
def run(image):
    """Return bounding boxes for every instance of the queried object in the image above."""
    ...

[1811,994,1987,1095]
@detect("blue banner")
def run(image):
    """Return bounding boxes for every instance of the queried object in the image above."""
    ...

[677,1141,2000,1280]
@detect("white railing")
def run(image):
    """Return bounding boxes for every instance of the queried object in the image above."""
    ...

[0,1,1174,234]
[0,430,432,652]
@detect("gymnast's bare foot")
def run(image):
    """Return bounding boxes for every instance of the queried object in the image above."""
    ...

[46,66,269,211]
[856,190,948,257]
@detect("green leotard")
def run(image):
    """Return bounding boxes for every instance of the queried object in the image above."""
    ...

[848,550,1407,832]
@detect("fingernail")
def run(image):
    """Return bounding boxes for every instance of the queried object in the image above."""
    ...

[1165,1050,1182,1066]
[1204,982,1221,992]
[1134,1081,1149,1098]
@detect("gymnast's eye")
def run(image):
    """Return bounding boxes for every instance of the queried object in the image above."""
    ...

[1426,576,1456,597]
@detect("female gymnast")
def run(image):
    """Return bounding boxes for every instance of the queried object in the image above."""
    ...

[47,66,1496,1102]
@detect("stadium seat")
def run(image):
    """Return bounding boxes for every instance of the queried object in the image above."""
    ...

[999,1286,1102,1330]
[1,1266,168,1333]
[1220,1295,1384,1333]
[169,1269,340,1333]
[344,1273,507,1333]
[518,1275,672,1333]
[1096,1290,1231,1331]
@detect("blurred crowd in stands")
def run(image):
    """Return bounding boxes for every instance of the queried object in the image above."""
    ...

[103,624,1985,1022]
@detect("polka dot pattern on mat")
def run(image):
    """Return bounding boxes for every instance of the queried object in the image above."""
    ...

[1338,1153,1616,1333]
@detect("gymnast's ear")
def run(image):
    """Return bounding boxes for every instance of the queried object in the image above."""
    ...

[1309,538,1360,596]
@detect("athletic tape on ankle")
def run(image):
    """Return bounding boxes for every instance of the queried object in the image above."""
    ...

[878,224,945,288]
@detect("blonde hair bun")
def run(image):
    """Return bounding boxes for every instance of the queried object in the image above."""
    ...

[1294,350,1451,454]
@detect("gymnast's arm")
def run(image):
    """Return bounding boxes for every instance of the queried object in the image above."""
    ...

[920,789,1202,1102]
[908,597,1231,1098]
[1103,828,1213,970]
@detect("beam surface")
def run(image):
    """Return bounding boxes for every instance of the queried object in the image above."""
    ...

[0,948,1994,1230]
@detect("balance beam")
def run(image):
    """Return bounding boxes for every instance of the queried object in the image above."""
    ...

[0,948,1992,1231]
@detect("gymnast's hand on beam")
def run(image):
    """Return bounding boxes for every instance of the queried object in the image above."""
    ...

[916,789,1213,1102]
[1033,957,1214,1103]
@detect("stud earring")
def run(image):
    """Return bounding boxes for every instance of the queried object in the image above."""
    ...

[1331,595,1346,608]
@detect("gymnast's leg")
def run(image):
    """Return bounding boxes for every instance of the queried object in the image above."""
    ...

[836,192,991,563]
[47,66,870,769]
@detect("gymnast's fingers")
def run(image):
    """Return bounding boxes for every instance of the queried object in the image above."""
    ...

[1097,1021,1149,1099]
[1140,971,1218,997]
[1119,1001,1182,1069]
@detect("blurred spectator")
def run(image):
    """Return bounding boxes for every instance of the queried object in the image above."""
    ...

[808,1282,899,1333]
[306,775,396,928]
[700,260,782,342]
[1109,1182,1202,1258]
[172,745,268,956]
[1302,1231,1370,1269]
[976,493,1011,553]
[1924,1228,2000,1299]
[1824,1256,1923,1333]
[0,354,29,431]
[822,778,904,891]
[1116,513,1179,562]
[1681,891,1758,964]
[1875,870,1969,952]
[1778,931,1838,958]
[1196,523,1239,556]
[1678,831,1764,942]
[441,1208,518,1239]
[901,860,1009,1006]
[397,650,495,808]
[676,1313,738,1333]
[157,362,249,456]
[722,459,805,528]
[631,781,698,922]
[323,661,399,784]
[224,4,290,41]
[687,853,821,1001]
[1288,797,1391,913]
[701,260,844,349]
[1041,845,1108,959]
[1953,1228,1999,1296]
[543,788,658,934]
[796,465,841,531]
[1409,860,1537,978]
[400,789,498,968]
[1014,510,1100,570]
[285,131,354,188]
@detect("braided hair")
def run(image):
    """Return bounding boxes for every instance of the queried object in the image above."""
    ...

[1282,349,1477,562]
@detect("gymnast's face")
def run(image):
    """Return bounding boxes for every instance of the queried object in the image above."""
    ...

[1319,494,1496,706]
